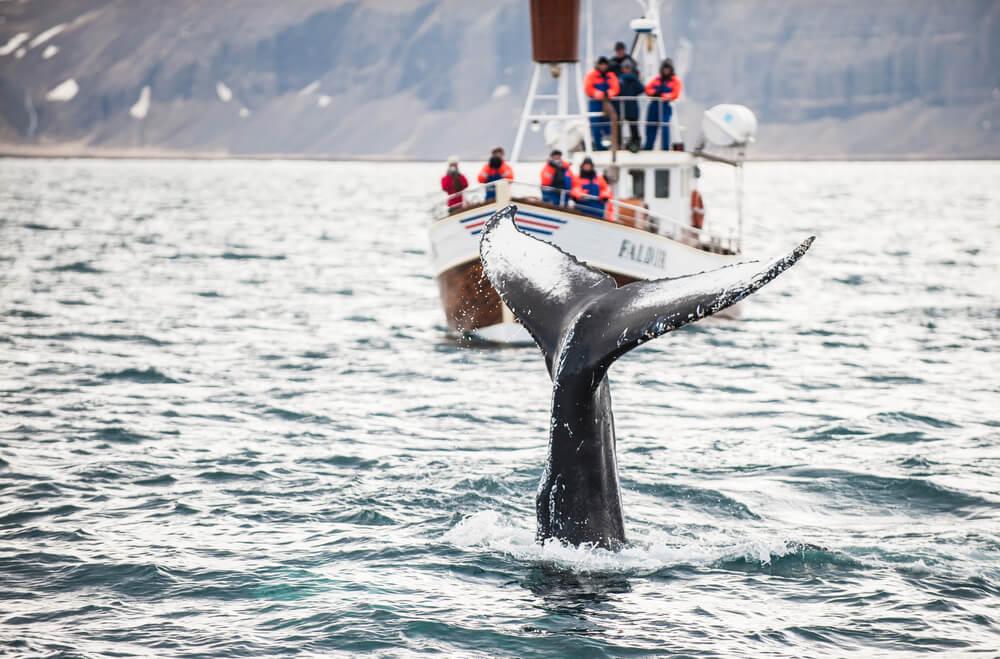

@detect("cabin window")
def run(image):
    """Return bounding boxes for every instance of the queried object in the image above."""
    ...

[629,169,645,198]
[654,169,670,198]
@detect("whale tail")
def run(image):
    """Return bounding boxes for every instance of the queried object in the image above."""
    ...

[479,205,813,384]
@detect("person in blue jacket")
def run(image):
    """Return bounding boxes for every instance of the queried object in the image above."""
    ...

[615,59,644,152]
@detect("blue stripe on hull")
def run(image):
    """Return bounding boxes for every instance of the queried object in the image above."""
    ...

[460,211,495,224]
[514,224,554,235]
[516,209,569,224]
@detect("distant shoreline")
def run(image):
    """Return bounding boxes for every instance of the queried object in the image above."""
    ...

[0,145,996,163]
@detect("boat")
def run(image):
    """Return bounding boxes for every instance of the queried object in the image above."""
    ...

[428,0,759,344]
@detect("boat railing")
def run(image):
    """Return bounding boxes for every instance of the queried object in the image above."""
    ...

[583,95,682,150]
[430,180,738,254]
[507,181,735,253]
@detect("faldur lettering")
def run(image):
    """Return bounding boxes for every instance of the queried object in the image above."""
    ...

[618,239,666,269]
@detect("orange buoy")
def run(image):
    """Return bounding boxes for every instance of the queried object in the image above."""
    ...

[691,189,705,229]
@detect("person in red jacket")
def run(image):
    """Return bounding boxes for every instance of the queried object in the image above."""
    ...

[477,147,514,202]
[441,155,468,212]
[643,58,683,150]
[540,149,573,206]
[571,157,611,218]
[583,57,620,150]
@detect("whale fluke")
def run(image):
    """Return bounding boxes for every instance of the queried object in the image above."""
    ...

[479,204,813,548]
[481,204,813,385]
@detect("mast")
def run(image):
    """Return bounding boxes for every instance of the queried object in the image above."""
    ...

[511,0,590,164]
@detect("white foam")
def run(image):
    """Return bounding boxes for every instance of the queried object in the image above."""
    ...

[45,78,78,102]
[492,84,511,99]
[239,107,250,118]
[0,32,29,56]
[129,86,151,119]
[317,95,331,108]
[216,81,232,103]
[29,24,65,48]
[443,510,799,574]
[299,81,320,96]
[42,45,58,59]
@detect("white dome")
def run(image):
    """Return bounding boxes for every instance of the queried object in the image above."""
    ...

[702,104,758,147]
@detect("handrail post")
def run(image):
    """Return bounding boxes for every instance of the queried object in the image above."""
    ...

[496,179,512,205]
[736,162,744,253]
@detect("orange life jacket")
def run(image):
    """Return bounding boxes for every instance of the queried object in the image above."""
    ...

[583,69,620,100]
[478,161,514,184]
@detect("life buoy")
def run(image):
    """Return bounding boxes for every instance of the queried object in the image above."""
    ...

[691,189,705,229]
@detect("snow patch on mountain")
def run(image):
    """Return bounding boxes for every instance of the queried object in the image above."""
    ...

[46,79,78,102]
[216,82,233,103]
[29,24,65,48]
[0,32,29,56]
[130,86,151,119]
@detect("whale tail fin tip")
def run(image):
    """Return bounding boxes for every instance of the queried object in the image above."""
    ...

[479,206,813,381]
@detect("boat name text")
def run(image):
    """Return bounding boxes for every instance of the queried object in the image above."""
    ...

[618,239,666,269]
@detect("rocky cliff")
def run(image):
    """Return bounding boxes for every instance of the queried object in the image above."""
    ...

[1,0,997,159]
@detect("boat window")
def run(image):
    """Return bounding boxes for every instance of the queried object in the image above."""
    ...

[629,169,645,198]
[654,169,670,198]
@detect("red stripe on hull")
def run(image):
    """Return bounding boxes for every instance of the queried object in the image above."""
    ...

[515,217,561,230]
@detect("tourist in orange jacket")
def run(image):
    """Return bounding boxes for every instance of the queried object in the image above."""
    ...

[571,157,611,218]
[583,57,620,151]
[644,58,683,150]
[540,149,573,206]
[478,147,514,202]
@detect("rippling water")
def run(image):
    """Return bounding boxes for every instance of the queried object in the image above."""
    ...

[1,158,998,656]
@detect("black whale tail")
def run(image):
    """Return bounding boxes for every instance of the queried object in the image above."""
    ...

[479,205,814,384]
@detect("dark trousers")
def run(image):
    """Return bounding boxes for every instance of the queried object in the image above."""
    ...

[615,100,640,147]
[644,101,673,150]
[588,98,610,150]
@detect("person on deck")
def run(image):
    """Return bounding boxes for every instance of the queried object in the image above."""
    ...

[643,59,683,150]
[615,59,644,152]
[478,147,514,202]
[609,41,638,77]
[583,57,620,151]
[540,149,573,206]
[441,156,468,212]
[572,157,611,218]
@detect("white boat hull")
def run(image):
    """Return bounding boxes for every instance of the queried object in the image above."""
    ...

[429,198,742,343]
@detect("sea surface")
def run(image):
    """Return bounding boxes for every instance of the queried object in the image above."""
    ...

[1,159,998,657]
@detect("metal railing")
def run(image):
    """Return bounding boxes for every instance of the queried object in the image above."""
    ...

[584,95,682,151]
[429,180,739,254]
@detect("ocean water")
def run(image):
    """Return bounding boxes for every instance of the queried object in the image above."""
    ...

[1,158,998,657]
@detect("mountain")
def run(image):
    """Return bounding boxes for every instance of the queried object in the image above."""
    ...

[1,0,997,159]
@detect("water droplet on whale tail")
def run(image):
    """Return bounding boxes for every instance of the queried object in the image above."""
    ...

[479,204,814,383]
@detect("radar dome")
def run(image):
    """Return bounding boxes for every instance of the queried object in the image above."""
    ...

[702,104,758,147]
